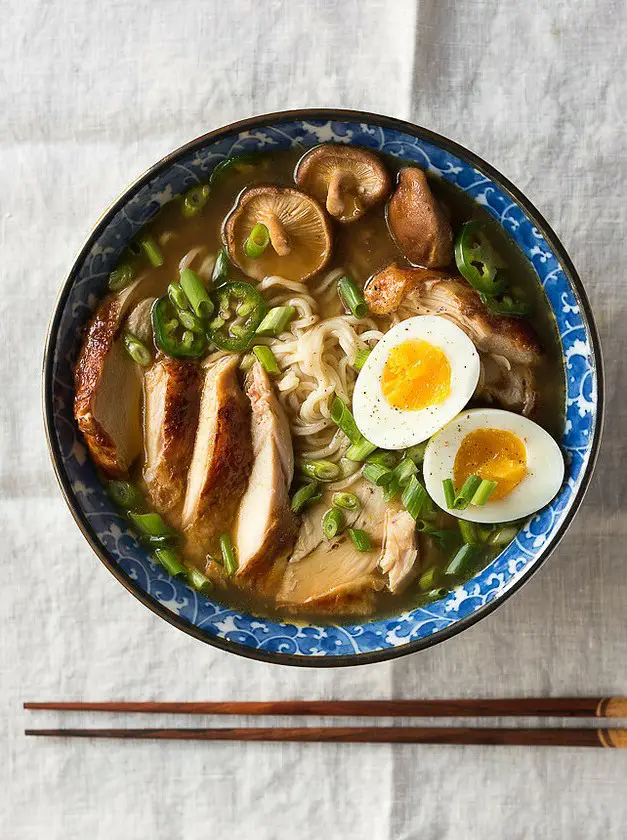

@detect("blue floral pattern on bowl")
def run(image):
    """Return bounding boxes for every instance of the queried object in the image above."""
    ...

[44,112,601,665]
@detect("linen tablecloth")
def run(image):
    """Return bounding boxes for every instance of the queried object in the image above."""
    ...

[2,1,626,837]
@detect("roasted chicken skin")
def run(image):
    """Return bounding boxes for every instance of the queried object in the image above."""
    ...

[365,264,542,415]
[74,296,142,476]
[143,358,201,519]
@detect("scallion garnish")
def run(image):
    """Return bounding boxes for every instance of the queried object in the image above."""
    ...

[345,437,378,462]
[362,462,394,487]
[219,533,238,575]
[453,474,483,510]
[180,268,214,320]
[348,528,371,552]
[256,306,296,337]
[291,482,322,514]
[442,478,456,509]
[330,396,362,445]
[244,223,270,258]
[331,492,360,511]
[322,508,345,540]
[252,345,280,375]
[108,262,136,292]
[140,236,164,267]
[153,548,186,578]
[300,460,341,482]
[353,348,371,371]
[337,275,368,319]
[401,475,428,520]
[470,478,498,506]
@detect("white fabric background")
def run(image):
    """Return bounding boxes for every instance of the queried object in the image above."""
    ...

[2,1,626,837]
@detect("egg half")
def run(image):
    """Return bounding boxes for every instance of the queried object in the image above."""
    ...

[353,315,480,449]
[423,408,565,523]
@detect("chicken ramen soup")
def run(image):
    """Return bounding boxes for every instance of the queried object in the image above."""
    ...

[74,145,565,620]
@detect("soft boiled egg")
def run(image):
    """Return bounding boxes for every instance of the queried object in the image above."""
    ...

[423,408,565,523]
[353,315,480,449]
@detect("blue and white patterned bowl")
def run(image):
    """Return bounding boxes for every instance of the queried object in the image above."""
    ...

[43,110,603,666]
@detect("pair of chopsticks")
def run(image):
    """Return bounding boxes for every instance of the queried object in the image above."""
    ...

[24,698,627,748]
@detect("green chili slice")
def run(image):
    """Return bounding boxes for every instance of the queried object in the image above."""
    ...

[209,282,267,352]
[480,291,530,317]
[209,152,267,186]
[151,296,207,359]
[181,184,210,218]
[454,221,505,296]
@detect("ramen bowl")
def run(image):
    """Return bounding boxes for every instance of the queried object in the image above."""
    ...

[43,109,603,666]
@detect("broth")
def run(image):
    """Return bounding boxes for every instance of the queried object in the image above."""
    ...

[77,147,565,623]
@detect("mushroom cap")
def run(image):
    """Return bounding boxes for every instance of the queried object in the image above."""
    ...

[386,167,453,268]
[223,185,333,282]
[295,145,391,223]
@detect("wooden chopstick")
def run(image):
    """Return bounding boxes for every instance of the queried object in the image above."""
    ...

[22,697,627,718]
[23,726,627,747]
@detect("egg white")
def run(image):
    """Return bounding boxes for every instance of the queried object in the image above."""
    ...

[423,408,565,523]
[353,316,481,449]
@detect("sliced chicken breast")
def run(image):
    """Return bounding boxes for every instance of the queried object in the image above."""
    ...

[278,480,386,610]
[182,355,252,548]
[378,508,419,594]
[234,363,297,578]
[143,358,201,520]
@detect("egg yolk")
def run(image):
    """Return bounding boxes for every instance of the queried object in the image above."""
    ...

[381,340,451,411]
[454,428,527,501]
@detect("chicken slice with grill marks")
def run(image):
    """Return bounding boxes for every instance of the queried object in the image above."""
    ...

[365,264,541,415]
[378,508,419,594]
[181,355,252,556]
[233,362,298,579]
[143,358,201,523]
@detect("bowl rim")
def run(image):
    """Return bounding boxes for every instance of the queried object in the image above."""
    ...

[43,108,604,667]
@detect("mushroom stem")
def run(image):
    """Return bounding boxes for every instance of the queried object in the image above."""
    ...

[326,171,347,217]
[266,215,291,256]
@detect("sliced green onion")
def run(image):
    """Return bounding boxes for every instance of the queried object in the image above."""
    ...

[418,566,439,592]
[219,533,238,575]
[339,457,361,479]
[168,282,190,311]
[453,474,483,510]
[337,275,368,318]
[181,184,210,217]
[252,345,280,375]
[487,525,520,547]
[123,331,152,367]
[348,528,372,552]
[345,438,378,462]
[401,475,428,520]
[416,522,460,550]
[406,441,428,465]
[353,348,371,371]
[322,508,345,540]
[187,566,213,593]
[301,460,341,482]
[366,450,400,470]
[421,587,450,604]
[331,492,360,511]
[363,463,394,486]
[291,482,322,514]
[459,519,480,545]
[442,478,456,509]
[330,396,362,445]
[470,478,498,506]
[180,268,214,319]
[244,223,270,258]
[383,475,401,502]
[106,480,143,510]
[445,544,479,577]
[256,306,296,337]
[108,262,136,292]
[239,352,255,372]
[212,247,230,287]
[154,548,187,578]
[393,457,418,488]
[140,236,164,267]
[129,512,176,539]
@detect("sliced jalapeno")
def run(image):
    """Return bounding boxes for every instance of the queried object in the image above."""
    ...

[209,282,267,352]
[151,296,207,359]
[454,221,506,296]
[480,292,531,317]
